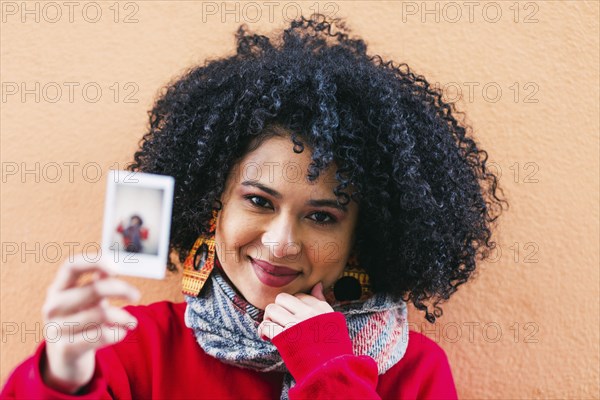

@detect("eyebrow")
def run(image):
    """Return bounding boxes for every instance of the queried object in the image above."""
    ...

[240,180,348,212]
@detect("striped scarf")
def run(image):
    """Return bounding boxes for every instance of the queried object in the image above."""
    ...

[184,266,409,399]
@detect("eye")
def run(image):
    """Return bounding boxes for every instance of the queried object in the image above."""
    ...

[308,211,337,226]
[243,195,337,226]
[244,195,273,209]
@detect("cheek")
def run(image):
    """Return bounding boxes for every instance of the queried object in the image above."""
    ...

[215,213,261,260]
[322,265,346,288]
[309,237,353,282]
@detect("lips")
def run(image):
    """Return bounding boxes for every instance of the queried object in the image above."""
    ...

[250,258,299,275]
[250,257,301,287]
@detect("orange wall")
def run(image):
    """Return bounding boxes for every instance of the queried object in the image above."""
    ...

[1,2,598,398]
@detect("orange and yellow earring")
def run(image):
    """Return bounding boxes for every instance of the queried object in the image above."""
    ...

[182,210,218,297]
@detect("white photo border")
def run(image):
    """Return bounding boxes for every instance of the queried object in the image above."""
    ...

[101,170,175,280]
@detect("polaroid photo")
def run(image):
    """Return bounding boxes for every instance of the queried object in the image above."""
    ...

[101,170,175,279]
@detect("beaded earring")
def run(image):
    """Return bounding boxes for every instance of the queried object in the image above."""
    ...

[327,252,373,304]
[182,210,218,297]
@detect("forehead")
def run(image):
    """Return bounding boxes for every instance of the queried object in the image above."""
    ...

[233,135,338,191]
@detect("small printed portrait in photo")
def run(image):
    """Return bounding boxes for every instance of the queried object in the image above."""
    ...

[117,214,149,253]
[110,183,164,256]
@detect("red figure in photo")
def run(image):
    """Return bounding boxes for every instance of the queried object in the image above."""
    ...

[117,215,148,253]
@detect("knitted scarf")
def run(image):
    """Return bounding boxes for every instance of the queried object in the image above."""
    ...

[184,266,409,400]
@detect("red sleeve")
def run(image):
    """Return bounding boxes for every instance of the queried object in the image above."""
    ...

[410,332,458,399]
[0,341,113,400]
[140,228,148,240]
[375,330,459,400]
[271,312,380,399]
[117,224,124,234]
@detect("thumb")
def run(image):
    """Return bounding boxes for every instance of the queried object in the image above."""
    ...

[311,282,326,301]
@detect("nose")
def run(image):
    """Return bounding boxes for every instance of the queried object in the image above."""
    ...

[261,213,302,260]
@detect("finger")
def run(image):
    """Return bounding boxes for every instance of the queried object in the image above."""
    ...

[310,282,326,301]
[263,303,296,327]
[293,292,326,308]
[51,304,138,334]
[56,278,140,316]
[258,320,285,341]
[273,293,307,314]
[257,321,269,340]
[88,271,103,282]
[50,255,116,294]
[44,278,140,320]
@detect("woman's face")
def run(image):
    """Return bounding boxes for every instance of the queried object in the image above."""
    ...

[214,135,359,310]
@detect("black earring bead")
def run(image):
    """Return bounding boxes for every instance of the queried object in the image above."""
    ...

[333,276,362,301]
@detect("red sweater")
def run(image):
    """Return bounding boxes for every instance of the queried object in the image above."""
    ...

[1,301,458,399]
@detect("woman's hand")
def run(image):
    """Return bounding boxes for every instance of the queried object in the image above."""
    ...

[41,255,141,394]
[258,282,333,340]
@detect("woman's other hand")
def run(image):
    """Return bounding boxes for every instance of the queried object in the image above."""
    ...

[40,254,141,394]
[258,282,333,340]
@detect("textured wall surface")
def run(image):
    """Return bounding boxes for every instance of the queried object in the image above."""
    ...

[1,1,599,398]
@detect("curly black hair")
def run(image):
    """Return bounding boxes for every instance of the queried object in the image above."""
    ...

[129,14,508,323]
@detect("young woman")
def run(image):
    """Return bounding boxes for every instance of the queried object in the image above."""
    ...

[1,14,506,399]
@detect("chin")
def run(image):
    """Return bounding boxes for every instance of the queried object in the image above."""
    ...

[245,291,276,311]
[245,282,301,310]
